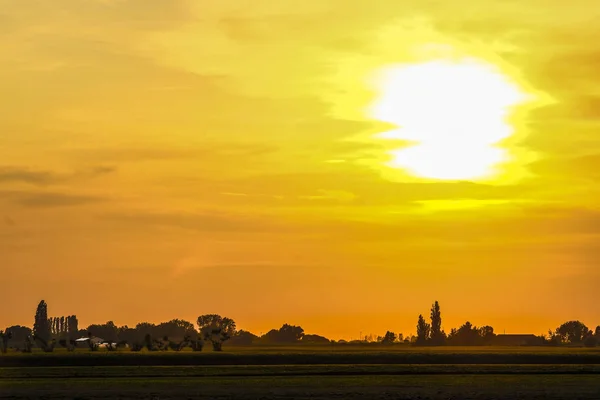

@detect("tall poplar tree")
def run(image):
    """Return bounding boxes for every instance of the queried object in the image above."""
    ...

[33,300,51,342]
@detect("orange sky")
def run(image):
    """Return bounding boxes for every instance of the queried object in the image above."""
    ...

[1,0,599,340]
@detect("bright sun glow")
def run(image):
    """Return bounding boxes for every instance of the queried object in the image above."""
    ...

[370,58,532,181]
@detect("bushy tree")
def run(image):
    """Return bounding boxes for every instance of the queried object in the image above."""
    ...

[135,322,157,338]
[156,319,196,341]
[228,330,258,346]
[58,338,77,352]
[278,324,304,342]
[86,321,118,342]
[22,336,33,353]
[301,334,330,344]
[4,326,32,351]
[261,324,305,343]
[0,330,12,353]
[554,321,590,344]
[447,322,481,346]
[381,331,397,345]
[479,325,496,345]
[144,333,155,351]
[416,315,430,345]
[583,335,597,348]
[197,314,236,351]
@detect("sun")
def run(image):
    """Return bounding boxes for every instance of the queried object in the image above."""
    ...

[369,58,532,181]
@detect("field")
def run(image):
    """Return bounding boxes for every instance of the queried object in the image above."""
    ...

[1,346,599,399]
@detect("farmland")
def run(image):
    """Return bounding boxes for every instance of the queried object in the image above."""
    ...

[1,344,600,367]
[1,346,599,399]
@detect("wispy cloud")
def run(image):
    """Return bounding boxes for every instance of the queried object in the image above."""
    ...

[0,165,116,186]
[1,190,107,208]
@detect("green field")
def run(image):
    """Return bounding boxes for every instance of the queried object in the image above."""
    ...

[1,345,600,367]
[1,347,599,399]
[1,372,599,399]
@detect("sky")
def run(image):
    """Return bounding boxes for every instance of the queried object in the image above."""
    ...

[1,0,599,339]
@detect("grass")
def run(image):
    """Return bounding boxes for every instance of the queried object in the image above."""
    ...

[1,345,599,367]
[1,364,600,379]
[2,347,598,399]
[2,374,599,399]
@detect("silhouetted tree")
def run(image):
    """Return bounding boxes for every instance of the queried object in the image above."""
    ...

[144,333,155,351]
[546,329,562,346]
[381,331,397,345]
[301,334,330,344]
[135,322,157,343]
[86,321,118,342]
[58,338,77,352]
[22,336,33,353]
[156,319,196,341]
[33,300,51,343]
[447,322,482,346]
[33,334,56,352]
[280,324,304,341]
[67,316,78,338]
[583,335,597,348]
[261,324,304,343]
[554,321,590,344]
[85,331,99,351]
[4,326,32,351]
[416,315,430,345]
[229,330,259,345]
[0,330,12,353]
[479,325,496,345]
[162,335,188,351]
[595,326,600,338]
[116,326,140,349]
[188,333,204,352]
[197,314,236,351]
[429,301,445,345]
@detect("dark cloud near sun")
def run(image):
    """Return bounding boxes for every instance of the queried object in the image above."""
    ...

[528,153,600,181]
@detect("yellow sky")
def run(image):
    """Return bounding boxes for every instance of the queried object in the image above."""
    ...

[1,0,599,339]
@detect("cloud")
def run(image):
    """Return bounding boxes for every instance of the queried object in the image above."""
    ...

[100,210,285,233]
[0,167,57,185]
[0,190,107,208]
[0,165,117,186]
[528,153,600,180]
[65,142,276,164]
[85,165,118,176]
[0,0,195,35]
[220,170,543,206]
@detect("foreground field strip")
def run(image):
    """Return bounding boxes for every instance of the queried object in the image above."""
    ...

[2,375,600,400]
[2,351,600,367]
[1,364,600,379]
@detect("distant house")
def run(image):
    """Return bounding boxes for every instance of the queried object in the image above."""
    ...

[493,334,538,346]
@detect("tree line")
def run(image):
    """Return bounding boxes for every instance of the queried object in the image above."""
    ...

[406,301,600,347]
[1,300,598,353]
